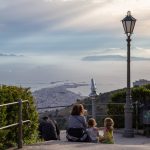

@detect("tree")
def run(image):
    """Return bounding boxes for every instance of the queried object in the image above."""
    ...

[107,89,126,128]
[0,85,39,149]
[107,85,150,128]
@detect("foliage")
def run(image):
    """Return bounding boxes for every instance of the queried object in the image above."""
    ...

[0,85,39,149]
[107,89,126,128]
[107,85,150,128]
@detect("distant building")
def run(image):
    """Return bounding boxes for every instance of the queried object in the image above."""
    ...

[133,79,150,87]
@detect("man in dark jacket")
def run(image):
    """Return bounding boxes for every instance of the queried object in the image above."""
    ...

[39,116,60,141]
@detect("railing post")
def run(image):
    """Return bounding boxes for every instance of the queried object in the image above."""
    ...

[18,99,23,149]
[92,99,96,119]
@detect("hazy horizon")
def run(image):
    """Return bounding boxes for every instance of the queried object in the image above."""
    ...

[0,0,150,95]
[0,54,149,95]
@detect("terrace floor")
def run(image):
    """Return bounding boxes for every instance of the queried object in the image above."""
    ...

[9,130,150,150]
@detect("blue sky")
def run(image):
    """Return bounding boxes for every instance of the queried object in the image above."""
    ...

[0,0,150,58]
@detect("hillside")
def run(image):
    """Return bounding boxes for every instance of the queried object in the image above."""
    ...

[56,89,120,117]
[32,83,87,112]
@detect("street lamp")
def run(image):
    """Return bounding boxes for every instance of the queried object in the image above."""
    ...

[122,11,136,137]
[89,78,98,119]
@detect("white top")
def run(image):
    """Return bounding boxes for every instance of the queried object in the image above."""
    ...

[86,127,99,142]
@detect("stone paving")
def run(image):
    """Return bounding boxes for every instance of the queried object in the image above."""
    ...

[9,131,150,150]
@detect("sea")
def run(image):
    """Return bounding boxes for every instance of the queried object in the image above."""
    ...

[0,56,149,96]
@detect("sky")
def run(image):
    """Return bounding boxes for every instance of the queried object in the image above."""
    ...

[0,0,150,56]
[0,0,150,93]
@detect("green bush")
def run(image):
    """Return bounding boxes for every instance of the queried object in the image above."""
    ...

[107,85,150,128]
[0,85,39,149]
[107,89,125,128]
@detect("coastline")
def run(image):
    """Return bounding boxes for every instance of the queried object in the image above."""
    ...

[32,82,88,112]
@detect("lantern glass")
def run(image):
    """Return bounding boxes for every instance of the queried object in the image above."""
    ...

[130,20,136,33]
[126,21,132,33]
[122,11,136,36]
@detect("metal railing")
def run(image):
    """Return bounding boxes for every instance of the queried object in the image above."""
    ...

[0,99,30,149]
[37,103,125,127]
[37,102,141,131]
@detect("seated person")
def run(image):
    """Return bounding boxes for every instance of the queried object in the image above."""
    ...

[39,116,59,141]
[66,104,89,142]
[86,118,100,143]
[99,117,114,144]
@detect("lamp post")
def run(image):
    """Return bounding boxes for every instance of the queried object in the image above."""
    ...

[122,11,136,137]
[89,78,98,119]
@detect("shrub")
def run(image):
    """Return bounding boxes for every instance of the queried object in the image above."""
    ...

[0,85,39,149]
[107,85,150,128]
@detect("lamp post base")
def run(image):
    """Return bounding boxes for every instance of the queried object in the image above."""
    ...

[123,129,134,137]
[124,103,134,138]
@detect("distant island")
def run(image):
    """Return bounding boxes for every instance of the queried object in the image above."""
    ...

[82,55,150,61]
[0,53,24,57]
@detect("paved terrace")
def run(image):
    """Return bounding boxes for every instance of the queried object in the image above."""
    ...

[9,131,150,150]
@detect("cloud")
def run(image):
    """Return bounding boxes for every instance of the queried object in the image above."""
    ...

[85,48,125,56]
[0,0,150,54]
[132,47,150,57]
[1,0,150,33]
